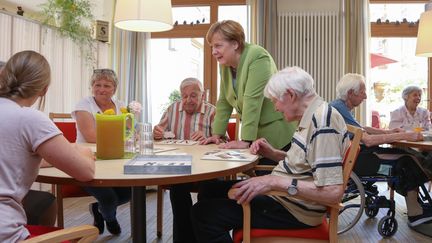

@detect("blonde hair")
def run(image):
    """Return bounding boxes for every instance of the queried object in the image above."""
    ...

[91,69,118,90]
[0,50,51,109]
[206,20,245,52]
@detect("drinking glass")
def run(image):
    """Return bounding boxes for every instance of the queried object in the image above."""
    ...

[138,122,154,155]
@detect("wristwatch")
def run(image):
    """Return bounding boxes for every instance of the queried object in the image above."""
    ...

[287,178,298,196]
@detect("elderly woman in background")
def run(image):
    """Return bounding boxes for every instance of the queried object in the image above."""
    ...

[200,20,296,152]
[72,69,130,235]
[389,86,431,131]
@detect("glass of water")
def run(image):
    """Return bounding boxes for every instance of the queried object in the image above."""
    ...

[138,122,154,155]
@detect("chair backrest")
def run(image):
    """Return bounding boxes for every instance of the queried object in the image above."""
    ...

[343,125,363,188]
[49,112,77,143]
[227,113,240,141]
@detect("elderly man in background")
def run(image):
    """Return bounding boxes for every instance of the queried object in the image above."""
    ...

[154,77,216,243]
[153,77,215,141]
[389,85,431,131]
[330,73,431,227]
[190,66,350,243]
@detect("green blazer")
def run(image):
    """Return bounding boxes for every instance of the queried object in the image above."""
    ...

[212,43,296,149]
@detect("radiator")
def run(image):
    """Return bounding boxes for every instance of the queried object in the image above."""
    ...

[277,11,343,101]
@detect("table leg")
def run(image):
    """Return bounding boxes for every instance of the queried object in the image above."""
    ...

[131,186,146,243]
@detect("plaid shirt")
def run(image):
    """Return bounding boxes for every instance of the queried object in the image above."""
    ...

[156,101,216,139]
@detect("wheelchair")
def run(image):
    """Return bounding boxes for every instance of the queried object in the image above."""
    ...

[338,170,432,238]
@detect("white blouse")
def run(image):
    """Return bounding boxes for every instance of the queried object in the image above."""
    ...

[389,105,431,131]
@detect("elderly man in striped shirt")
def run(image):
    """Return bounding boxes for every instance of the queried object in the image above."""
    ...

[153,77,216,141]
[154,77,216,243]
[190,66,350,243]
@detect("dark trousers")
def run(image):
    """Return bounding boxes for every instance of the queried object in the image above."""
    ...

[190,180,311,243]
[84,187,131,222]
[169,182,201,243]
[170,142,292,242]
[255,143,291,176]
[23,190,56,226]
[354,145,429,196]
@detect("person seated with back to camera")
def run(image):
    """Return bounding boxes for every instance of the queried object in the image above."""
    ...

[188,66,350,243]
[0,60,57,228]
[0,50,95,242]
[72,68,131,235]
[389,85,431,131]
[329,73,432,227]
[153,77,216,243]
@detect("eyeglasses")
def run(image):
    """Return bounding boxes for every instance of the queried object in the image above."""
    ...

[93,69,115,75]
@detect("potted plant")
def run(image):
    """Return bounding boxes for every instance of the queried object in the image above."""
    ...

[40,0,96,67]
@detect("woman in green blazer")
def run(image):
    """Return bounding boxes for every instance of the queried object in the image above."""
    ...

[201,20,296,150]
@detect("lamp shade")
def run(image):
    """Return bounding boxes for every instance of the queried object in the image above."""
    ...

[114,0,173,32]
[416,10,432,57]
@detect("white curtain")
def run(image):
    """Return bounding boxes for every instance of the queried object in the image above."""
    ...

[343,0,370,125]
[112,28,151,123]
[249,0,278,60]
[0,11,109,114]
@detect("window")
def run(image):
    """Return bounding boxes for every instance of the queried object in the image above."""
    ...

[150,0,247,124]
[150,38,204,125]
[369,1,431,128]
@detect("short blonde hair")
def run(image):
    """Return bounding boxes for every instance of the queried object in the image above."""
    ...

[91,69,118,89]
[206,20,245,52]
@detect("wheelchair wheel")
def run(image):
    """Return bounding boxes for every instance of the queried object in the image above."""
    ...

[378,215,398,237]
[338,172,365,234]
[365,196,379,218]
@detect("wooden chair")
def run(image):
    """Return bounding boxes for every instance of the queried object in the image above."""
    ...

[49,112,90,228]
[156,113,241,237]
[229,125,362,243]
[23,225,98,243]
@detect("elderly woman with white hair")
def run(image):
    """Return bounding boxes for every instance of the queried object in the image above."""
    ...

[389,86,431,131]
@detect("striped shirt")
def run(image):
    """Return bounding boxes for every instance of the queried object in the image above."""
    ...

[271,96,350,226]
[157,101,216,139]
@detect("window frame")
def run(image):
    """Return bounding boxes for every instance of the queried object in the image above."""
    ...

[151,0,246,105]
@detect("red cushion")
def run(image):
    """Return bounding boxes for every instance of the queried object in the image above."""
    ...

[26,225,62,238]
[61,185,89,198]
[227,122,237,141]
[233,218,329,243]
[54,122,77,142]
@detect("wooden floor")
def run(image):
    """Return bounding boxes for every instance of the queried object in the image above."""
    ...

[62,183,432,243]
